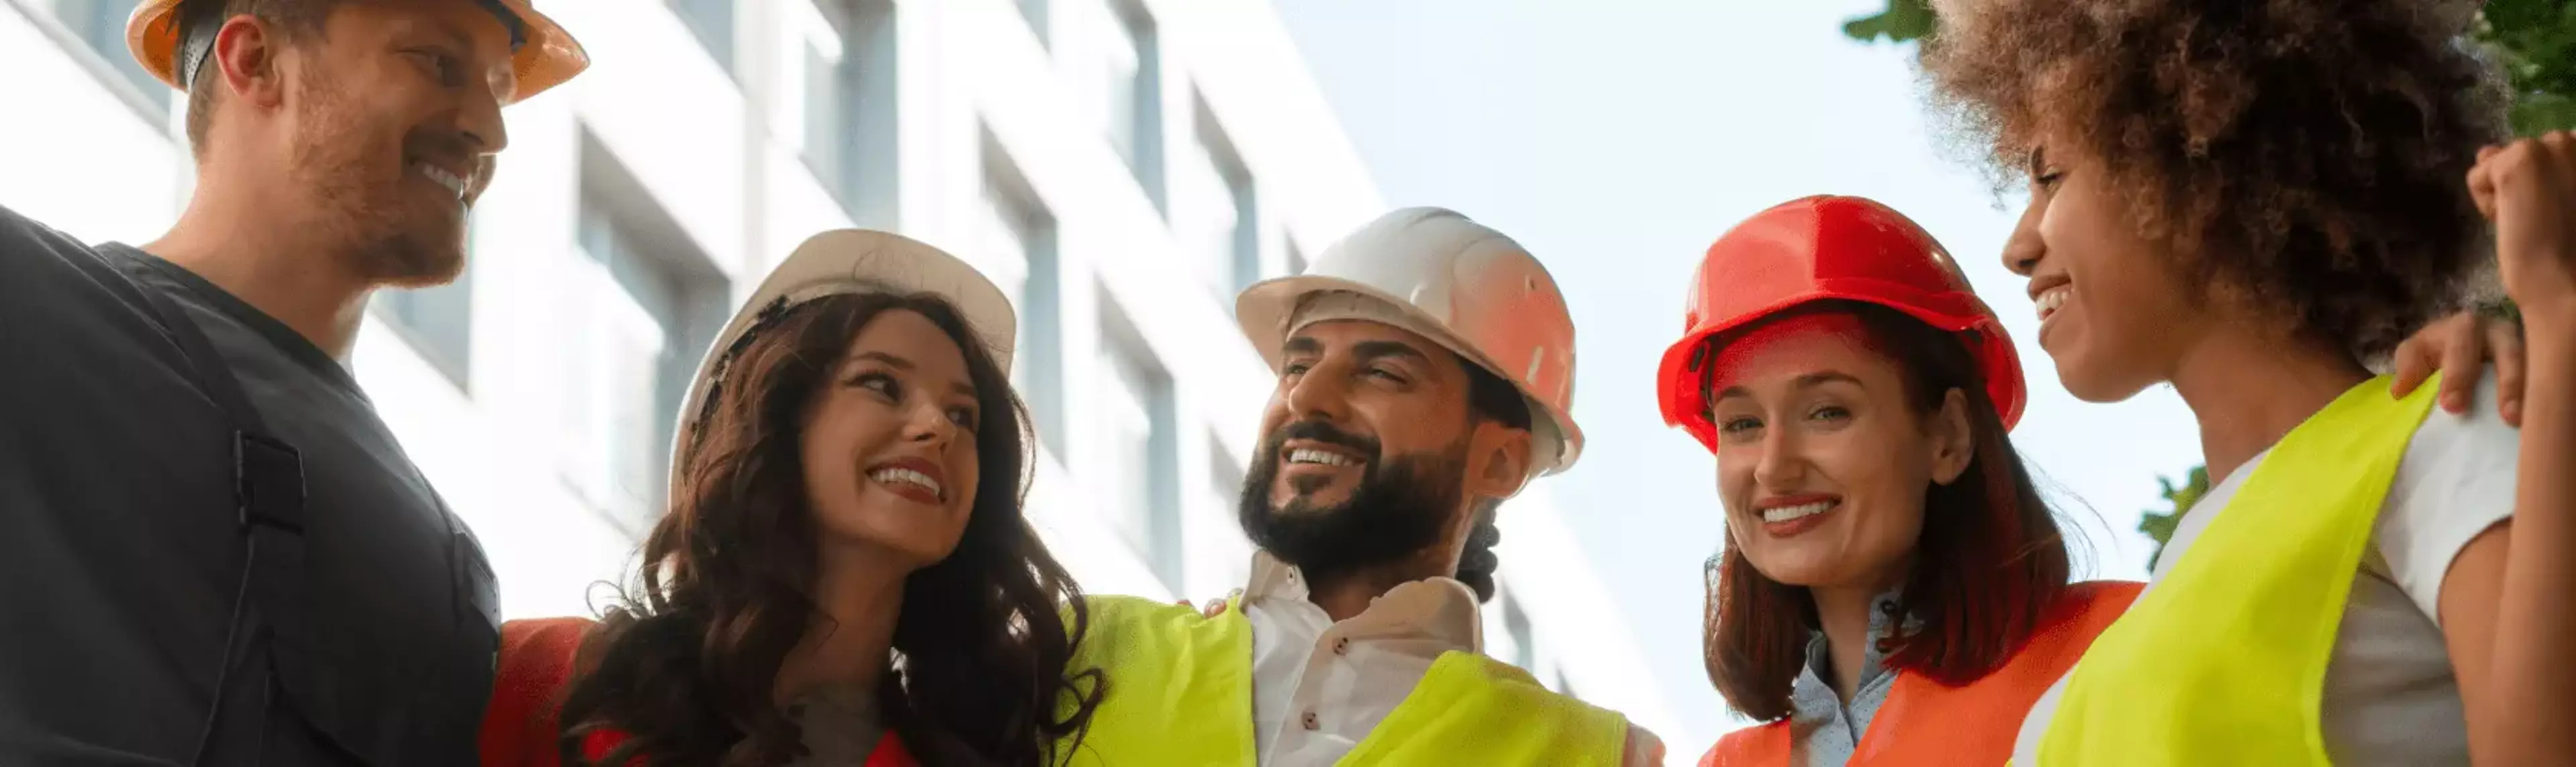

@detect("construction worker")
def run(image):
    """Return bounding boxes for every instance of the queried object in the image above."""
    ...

[480,231,1107,767]
[1668,196,2141,766]
[0,1,582,764]
[1058,207,1662,766]
[1923,0,2570,762]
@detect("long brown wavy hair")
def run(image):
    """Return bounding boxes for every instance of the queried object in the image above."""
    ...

[1702,303,2072,723]
[556,289,1105,766]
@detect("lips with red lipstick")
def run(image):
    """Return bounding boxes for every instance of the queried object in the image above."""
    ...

[1754,493,1842,538]
[865,456,947,506]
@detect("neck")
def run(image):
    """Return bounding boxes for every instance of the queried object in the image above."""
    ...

[142,164,374,358]
[1305,548,1458,623]
[1809,571,1899,703]
[774,550,908,709]
[2169,324,2371,483]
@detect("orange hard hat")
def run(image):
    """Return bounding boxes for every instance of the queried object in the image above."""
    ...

[126,0,587,105]
[1655,195,2027,452]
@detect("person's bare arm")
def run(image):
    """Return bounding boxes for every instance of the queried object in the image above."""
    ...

[2451,130,2576,766]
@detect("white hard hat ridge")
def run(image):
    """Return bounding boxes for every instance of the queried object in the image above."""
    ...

[1235,207,1585,476]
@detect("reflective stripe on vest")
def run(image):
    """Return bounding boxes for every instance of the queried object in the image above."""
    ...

[1699,581,2141,767]
[1058,595,1629,766]
[2035,374,2439,765]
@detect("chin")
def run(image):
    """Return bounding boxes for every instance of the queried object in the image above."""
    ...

[2053,354,2156,404]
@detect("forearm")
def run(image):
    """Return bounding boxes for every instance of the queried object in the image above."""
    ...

[2480,325,2576,764]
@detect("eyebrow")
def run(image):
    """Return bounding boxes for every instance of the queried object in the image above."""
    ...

[1283,336,1434,366]
[849,351,977,399]
[1713,370,1863,401]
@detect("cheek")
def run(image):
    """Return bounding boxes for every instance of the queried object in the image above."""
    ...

[945,440,981,516]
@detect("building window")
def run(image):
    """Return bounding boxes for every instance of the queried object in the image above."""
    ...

[1094,0,1163,211]
[1015,0,1048,47]
[796,0,899,227]
[1099,299,1180,589]
[369,219,477,391]
[665,0,735,75]
[975,134,1065,460]
[1182,94,1258,299]
[44,0,171,114]
[562,174,729,534]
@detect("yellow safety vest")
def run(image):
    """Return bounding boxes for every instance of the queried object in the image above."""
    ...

[1055,595,1629,766]
[2033,374,2441,765]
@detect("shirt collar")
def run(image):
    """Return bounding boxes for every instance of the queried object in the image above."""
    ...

[1244,550,1485,652]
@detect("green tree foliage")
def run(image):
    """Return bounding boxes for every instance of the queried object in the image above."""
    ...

[2137,466,2209,570]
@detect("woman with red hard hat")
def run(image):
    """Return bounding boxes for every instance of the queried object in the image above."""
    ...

[1662,195,2139,767]
[1666,194,2516,767]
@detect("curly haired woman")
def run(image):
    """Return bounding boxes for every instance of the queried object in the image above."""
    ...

[478,230,1104,766]
[1923,0,2571,764]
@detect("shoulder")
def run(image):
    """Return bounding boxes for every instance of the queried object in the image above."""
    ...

[2053,580,2145,619]
[482,618,606,767]
[1071,595,1209,629]
[1703,720,1789,766]
[2377,370,2518,621]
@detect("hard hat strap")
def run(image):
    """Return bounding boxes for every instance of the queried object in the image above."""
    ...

[175,0,528,90]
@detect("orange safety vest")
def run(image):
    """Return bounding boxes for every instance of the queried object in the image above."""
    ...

[1698,580,2141,767]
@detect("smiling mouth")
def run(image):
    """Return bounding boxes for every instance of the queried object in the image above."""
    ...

[867,466,945,502]
[2035,287,2069,321]
[1760,499,1837,523]
[1286,448,1360,468]
[413,162,468,203]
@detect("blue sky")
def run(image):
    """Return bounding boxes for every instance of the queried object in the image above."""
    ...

[1274,0,2206,742]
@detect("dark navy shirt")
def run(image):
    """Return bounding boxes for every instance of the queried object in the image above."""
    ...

[0,204,497,766]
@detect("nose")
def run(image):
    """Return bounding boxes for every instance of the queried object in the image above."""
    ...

[1280,360,1352,424]
[902,401,959,448]
[1750,424,1806,491]
[462,80,510,155]
[1999,194,2047,277]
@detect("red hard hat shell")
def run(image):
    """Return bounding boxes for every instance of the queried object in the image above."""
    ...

[1656,195,2027,451]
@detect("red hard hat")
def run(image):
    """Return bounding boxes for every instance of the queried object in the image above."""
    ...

[1656,195,2026,452]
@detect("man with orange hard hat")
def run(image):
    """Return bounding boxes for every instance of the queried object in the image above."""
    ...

[0,1,582,764]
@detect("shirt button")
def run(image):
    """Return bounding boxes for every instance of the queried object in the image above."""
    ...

[1302,711,1320,731]
[1333,637,1348,656]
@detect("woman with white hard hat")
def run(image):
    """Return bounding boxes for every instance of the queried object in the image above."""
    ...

[480,231,1105,766]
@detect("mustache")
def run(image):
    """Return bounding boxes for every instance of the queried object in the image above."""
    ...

[1264,419,1380,460]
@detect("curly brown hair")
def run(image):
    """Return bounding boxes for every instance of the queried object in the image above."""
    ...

[556,291,1103,766]
[1922,0,2511,358]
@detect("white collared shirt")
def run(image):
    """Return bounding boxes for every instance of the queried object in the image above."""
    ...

[1239,552,1664,766]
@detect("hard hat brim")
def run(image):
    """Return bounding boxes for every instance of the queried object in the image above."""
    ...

[1237,273,1586,476]
[126,0,588,104]
[1654,285,2027,450]
[670,231,1018,476]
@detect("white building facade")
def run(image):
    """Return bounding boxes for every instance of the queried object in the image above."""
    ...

[1,0,1681,743]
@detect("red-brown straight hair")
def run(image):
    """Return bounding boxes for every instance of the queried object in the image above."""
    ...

[1701,302,2072,722]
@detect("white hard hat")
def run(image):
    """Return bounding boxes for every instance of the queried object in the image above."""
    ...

[1236,207,1583,475]
[673,230,1015,471]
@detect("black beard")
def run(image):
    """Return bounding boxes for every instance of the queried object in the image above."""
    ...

[1238,419,1467,584]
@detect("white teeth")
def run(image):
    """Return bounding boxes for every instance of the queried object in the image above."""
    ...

[2036,288,2069,318]
[415,163,466,199]
[868,467,943,499]
[1761,501,1836,523]
[1287,448,1356,467]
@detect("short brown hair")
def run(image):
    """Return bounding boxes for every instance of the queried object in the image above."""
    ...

[1703,303,2071,723]
[182,0,339,155]
[1923,0,2510,358]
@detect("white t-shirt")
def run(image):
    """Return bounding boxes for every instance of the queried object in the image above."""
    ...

[2011,373,2521,766]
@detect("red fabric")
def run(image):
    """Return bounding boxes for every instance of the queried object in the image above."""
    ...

[1699,580,2144,767]
[478,617,916,767]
